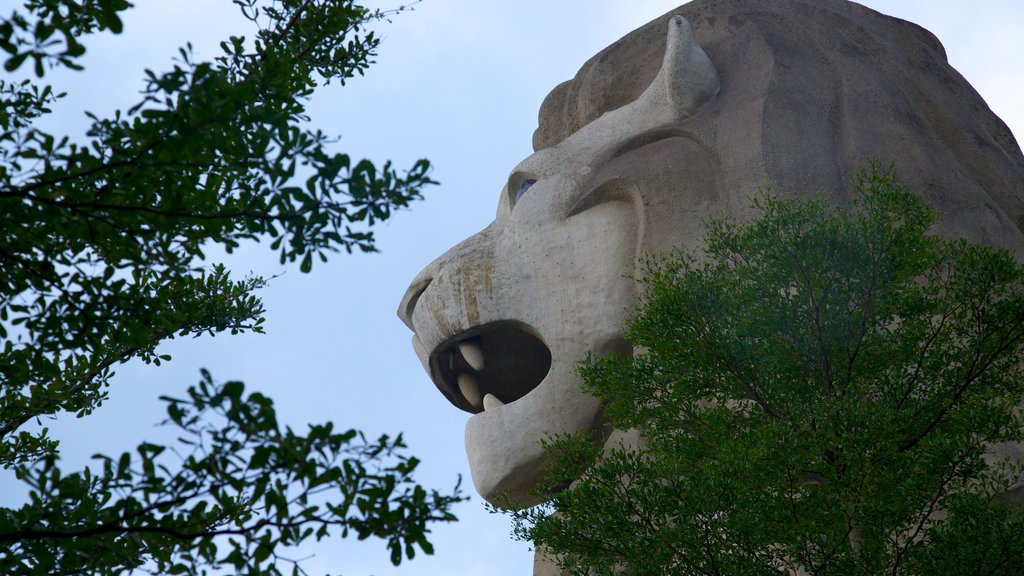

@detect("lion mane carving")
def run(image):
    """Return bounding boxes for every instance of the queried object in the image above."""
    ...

[398,0,1024,524]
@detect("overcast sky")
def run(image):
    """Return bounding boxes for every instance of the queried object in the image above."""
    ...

[3,1,1022,575]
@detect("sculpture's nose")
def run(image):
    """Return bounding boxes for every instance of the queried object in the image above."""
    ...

[396,223,498,333]
[397,271,432,331]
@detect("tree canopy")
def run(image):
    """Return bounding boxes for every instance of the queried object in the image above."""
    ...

[0,1,462,574]
[510,164,1024,576]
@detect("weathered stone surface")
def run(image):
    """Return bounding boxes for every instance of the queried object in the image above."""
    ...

[398,2,1024,571]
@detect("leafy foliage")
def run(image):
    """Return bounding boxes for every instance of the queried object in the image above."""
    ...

[0,1,461,573]
[2,371,461,575]
[510,164,1024,575]
[0,0,435,460]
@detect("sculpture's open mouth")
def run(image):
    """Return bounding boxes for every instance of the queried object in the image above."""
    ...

[429,320,552,414]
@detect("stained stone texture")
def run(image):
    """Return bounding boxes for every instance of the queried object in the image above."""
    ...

[546,0,1024,247]
[398,2,1024,571]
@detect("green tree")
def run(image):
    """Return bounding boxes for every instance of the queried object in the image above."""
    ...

[0,1,462,574]
[510,165,1024,575]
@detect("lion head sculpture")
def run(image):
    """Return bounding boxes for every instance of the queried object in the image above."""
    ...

[398,0,1024,507]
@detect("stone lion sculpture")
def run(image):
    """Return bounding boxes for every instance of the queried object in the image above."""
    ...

[398,0,1024,537]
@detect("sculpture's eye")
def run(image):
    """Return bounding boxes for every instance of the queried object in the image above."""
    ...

[507,172,539,209]
[515,179,537,202]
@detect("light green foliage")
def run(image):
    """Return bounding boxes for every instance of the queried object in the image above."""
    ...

[510,164,1024,575]
[0,1,461,574]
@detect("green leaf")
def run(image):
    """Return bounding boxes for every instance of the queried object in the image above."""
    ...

[4,52,28,71]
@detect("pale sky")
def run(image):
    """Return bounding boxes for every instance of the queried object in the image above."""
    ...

[2,2,1022,575]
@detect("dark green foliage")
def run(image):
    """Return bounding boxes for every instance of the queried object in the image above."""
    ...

[0,1,461,573]
[510,164,1024,575]
[2,371,461,575]
[0,0,436,465]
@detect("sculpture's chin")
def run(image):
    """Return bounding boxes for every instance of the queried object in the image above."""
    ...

[425,321,605,505]
[464,362,605,506]
[423,317,626,505]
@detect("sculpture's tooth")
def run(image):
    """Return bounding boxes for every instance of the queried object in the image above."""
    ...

[458,372,482,407]
[482,393,504,411]
[458,341,485,371]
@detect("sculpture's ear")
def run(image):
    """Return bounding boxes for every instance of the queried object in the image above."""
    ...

[636,15,720,119]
